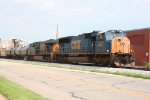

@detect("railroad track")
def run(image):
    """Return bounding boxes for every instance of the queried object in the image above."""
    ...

[0,58,150,72]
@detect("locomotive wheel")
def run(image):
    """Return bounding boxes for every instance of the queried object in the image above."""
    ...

[114,56,122,67]
[130,60,135,66]
[111,64,116,67]
[103,63,107,67]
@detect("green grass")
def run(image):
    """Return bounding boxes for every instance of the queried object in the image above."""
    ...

[144,62,150,69]
[90,69,150,79]
[0,76,49,100]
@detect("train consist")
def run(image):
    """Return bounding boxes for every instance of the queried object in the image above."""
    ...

[0,30,135,67]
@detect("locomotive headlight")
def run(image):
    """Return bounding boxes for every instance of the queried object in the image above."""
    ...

[107,50,109,52]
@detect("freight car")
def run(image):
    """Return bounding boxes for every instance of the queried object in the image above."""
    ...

[0,37,22,58]
[56,30,135,66]
[7,46,28,59]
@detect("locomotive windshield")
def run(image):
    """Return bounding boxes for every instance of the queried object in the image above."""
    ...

[106,30,126,40]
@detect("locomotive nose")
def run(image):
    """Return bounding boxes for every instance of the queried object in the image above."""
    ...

[111,37,135,67]
[111,37,130,53]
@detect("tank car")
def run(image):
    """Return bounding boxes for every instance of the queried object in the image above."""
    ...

[10,47,16,58]
[6,48,13,58]
[15,47,22,59]
[57,30,135,67]
[0,37,22,58]
[20,46,28,59]
[27,39,58,61]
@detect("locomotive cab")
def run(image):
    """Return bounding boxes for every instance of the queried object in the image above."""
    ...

[111,37,130,53]
[109,30,135,66]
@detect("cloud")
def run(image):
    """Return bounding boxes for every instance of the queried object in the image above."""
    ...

[0,0,150,42]
[55,7,94,18]
[40,2,55,11]
[12,0,43,4]
[12,0,60,11]
[135,0,150,4]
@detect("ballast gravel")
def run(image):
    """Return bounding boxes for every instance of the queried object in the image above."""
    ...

[26,61,150,76]
[1,59,150,76]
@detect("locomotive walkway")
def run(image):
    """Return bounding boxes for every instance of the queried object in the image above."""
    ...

[0,60,150,100]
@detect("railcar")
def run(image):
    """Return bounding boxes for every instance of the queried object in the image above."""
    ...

[20,46,28,59]
[0,37,22,58]
[6,48,13,58]
[56,30,135,67]
[27,39,58,61]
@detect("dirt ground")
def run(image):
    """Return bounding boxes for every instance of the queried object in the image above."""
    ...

[0,94,6,100]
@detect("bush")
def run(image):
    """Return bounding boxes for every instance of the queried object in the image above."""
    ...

[144,62,150,69]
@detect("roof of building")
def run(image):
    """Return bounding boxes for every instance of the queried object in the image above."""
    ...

[125,27,150,32]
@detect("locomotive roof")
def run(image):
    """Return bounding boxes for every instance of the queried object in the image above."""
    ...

[30,39,58,44]
[80,30,106,36]
[58,36,74,40]
[43,39,58,43]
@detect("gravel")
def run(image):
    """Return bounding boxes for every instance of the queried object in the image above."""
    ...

[1,58,150,76]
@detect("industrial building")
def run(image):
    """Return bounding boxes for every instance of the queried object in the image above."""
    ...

[126,28,150,66]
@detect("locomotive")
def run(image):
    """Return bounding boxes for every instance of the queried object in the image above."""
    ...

[0,30,135,67]
[57,30,135,66]
[27,39,58,61]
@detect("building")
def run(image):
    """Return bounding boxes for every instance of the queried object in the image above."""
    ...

[126,28,150,66]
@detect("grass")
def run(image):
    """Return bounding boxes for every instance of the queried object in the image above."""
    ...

[144,62,150,69]
[1,59,150,80]
[90,69,150,79]
[0,76,49,100]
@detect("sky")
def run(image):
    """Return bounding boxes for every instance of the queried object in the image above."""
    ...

[0,0,150,42]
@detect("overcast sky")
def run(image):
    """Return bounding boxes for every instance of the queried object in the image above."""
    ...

[0,0,150,42]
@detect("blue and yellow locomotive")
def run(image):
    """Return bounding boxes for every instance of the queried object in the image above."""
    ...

[57,30,135,67]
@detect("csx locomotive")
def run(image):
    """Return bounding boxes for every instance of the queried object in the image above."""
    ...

[0,30,135,67]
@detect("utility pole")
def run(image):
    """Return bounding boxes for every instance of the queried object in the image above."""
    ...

[56,25,58,39]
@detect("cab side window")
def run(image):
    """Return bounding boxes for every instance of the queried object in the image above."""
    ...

[98,34,104,40]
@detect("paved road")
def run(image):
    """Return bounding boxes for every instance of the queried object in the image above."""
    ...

[0,61,150,100]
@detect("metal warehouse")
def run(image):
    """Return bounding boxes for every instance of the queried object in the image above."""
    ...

[126,28,150,66]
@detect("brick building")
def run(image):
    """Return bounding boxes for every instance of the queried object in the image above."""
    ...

[126,28,150,66]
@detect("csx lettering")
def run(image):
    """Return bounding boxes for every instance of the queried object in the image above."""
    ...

[71,40,81,49]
